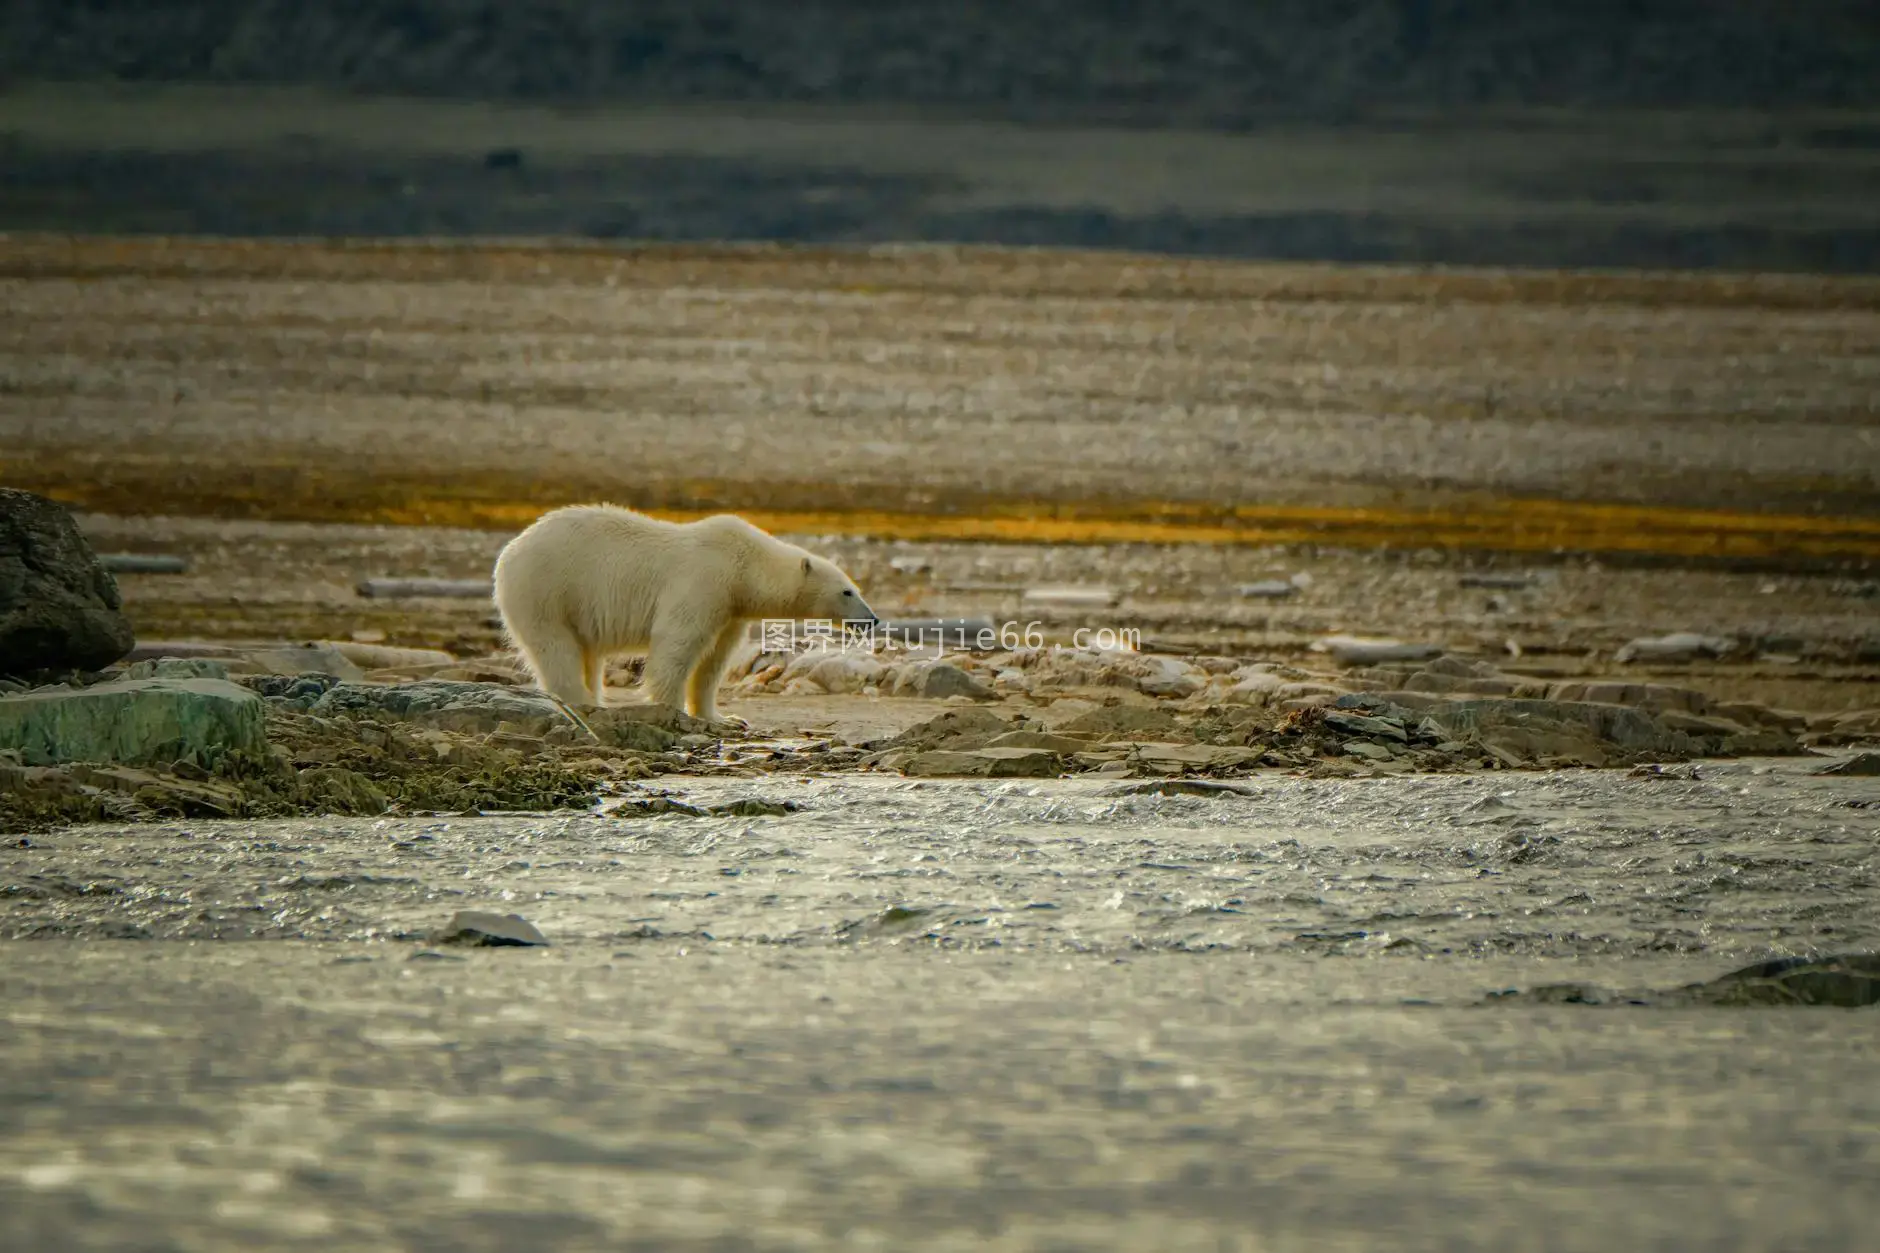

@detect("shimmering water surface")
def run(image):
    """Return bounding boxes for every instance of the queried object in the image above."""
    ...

[3,758,1876,1251]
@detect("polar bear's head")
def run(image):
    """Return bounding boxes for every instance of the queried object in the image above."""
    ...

[797,553,877,625]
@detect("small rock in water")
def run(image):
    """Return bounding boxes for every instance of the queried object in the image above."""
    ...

[1459,573,1534,590]
[1814,752,1880,777]
[431,910,550,948]
[1691,953,1880,1007]
[1104,779,1255,797]
[1234,580,1297,599]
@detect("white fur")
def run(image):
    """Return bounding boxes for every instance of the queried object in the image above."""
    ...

[492,504,877,721]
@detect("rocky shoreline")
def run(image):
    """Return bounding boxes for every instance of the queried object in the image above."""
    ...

[7,626,1874,833]
[5,485,1877,831]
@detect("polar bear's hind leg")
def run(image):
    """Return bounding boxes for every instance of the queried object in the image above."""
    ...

[583,644,607,706]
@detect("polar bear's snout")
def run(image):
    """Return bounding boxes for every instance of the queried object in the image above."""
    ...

[838,585,879,626]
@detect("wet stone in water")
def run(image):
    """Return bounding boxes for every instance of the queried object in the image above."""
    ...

[430,910,551,948]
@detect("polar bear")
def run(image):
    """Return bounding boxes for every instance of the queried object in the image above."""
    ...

[491,504,877,722]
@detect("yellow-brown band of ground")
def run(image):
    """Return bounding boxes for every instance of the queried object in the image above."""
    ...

[8,458,1879,566]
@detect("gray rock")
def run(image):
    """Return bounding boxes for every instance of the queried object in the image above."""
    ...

[431,910,550,947]
[1234,580,1298,599]
[1815,752,1880,777]
[0,676,266,767]
[909,661,998,701]
[1420,697,1689,765]
[0,488,135,677]
[1341,740,1395,761]
[1458,573,1535,589]
[1324,710,1409,742]
[982,729,1091,754]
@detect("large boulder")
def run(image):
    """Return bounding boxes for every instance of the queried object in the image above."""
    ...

[0,489,135,677]
[0,676,266,767]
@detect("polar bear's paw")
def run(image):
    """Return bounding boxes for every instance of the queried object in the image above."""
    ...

[704,714,750,736]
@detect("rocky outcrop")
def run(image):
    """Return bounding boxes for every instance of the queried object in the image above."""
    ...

[0,489,135,678]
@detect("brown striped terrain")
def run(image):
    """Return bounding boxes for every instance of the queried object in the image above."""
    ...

[4,235,1877,566]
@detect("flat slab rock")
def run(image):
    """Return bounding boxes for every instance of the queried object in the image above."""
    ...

[0,676,266,768]
[901,746,1065,777]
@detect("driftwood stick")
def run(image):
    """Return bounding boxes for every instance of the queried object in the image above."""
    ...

[355,577,493,599]
[100,554,189,574]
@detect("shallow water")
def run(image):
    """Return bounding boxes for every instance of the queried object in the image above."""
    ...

[6,757,1874,960]
[2,758,1877,1250]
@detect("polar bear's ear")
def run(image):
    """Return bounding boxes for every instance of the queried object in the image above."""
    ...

[802,556,812,575]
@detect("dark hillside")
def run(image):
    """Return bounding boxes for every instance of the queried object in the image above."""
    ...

[6,1,1879,121]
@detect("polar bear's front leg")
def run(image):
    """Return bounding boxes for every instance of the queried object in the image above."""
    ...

[514,626,595,707]
[642,604,722,714]
[684,621,748,723]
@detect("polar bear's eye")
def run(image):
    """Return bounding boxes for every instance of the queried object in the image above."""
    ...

[842,589,854,597]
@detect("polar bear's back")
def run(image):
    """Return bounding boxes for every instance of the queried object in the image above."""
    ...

[491,504,784,648]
